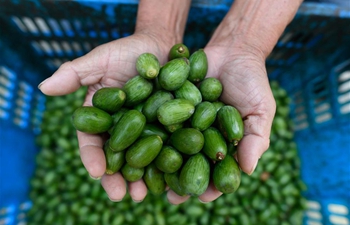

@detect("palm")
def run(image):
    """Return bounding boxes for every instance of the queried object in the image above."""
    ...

[204,44,276,176]
[39,33,174,202]
[80,34,170,105]
[205,46,273,117]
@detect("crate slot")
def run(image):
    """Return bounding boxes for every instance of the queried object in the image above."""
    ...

[291,90,310,130]
[337,70,350,115]
[340,103,350,114]
[329,215,349,225]
[16,212,26,221]
[47,18,64,37]
[314,102,330,113]
[0,66,16,81]
[294,120,309,131]
[10,16,27,33]
[38,40,54,56]
[328,204,349,215]
[22,17,40,35]
[14,104,30,117]
[61,41,74,56]
[338,70,350,82]
[47,58,64,69]
[338,77,350,94]
[315,111,332,123]
[0,96,11,109]
[0,217,12,225]
[306,210,323,220]
[30,41,44,55]
[60,19,75,37]
[13,117,28,128]
[294,103,306,114]
[0,108,8,120]
[338,92,350,104]
[0,76,15,90]
[71,41,83,56]
[72,19,84,37]
[307,200,322,210]
[0,86,11,99]
[306,221,322,225]
[278,31,294,45]
[50,41,64,56]
[83,41,93,52]
[34,17,51,36]
[294,112,307,122]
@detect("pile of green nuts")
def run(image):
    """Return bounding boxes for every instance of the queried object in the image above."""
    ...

[71,44,243,197]
[28,45,307,225]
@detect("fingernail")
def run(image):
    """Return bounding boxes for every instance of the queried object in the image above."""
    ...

[108,197,123,202]
[38,78,48,90]
[132,199,144,203]
[198,198,209,204]
[89,174,101,180]
[248,160,259,175]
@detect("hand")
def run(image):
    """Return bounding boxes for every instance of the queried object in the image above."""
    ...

[39,33,176,202]
[167,41,276,205]
[166,0,301,205]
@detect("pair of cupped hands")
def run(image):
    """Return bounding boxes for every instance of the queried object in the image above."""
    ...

[38,29,276,204]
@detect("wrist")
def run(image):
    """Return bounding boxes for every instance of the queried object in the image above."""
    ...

[135,0,191,50]
[208,0,302,59]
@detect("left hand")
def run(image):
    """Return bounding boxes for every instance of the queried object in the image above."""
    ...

[167,39,276,204]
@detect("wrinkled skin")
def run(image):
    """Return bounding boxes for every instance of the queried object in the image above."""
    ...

[39,32,276,204]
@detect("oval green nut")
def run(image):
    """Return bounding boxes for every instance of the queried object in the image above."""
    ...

[213,155,241,194]
[157,99,194,126]
[136,53,160,80]
[199,77,223,102]
[154,145,183,173]
[170,128,204,155]
[213,154,241,194]
[191,101,217,131]
[174,80,202,106]
[104,140,125,175]
[121,163,145,182]
[188,49,208,83]
[109,110,146,152]
[164,171,187,196]
[168,43,190,60]
[143,162,166,195]
[212,101,225,112]
[140,123,170,143]
[92,87,126,113]
[158,57,190,91]
[72,106,113,134]
[125,135,163,168]
[217,105,244,145]
[142,90,174,123]
[164,122,184,133]
[123,75,153,107]
[179,153,210,196]
[202,127,227,161]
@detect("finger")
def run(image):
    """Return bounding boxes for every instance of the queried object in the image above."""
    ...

[128,179,148,202]
[38,47,107,96]
[237,114,272,175]
[77,131,106,179]
[167,190,190,205]
[198,182,222,203]
[101,172,127,202]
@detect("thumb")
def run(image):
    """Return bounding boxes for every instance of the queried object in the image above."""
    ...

[38,48,107,96]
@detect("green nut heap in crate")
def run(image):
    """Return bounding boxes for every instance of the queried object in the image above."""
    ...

[29,44,307,225]
[71,44,243,196]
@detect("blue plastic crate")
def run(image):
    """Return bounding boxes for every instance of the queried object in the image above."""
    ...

[270,29,350,225]
[0,1,350,225]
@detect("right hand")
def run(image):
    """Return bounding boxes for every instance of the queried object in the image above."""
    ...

[38,32,177,203]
